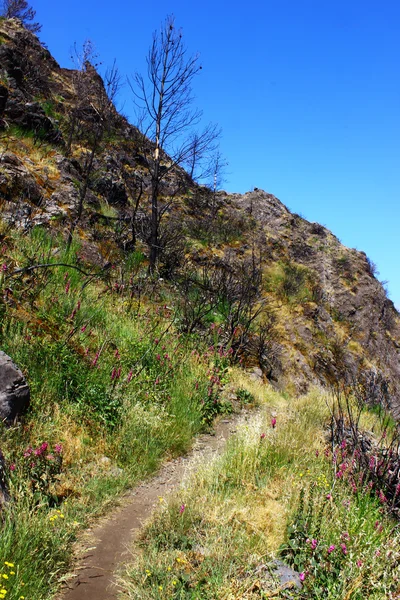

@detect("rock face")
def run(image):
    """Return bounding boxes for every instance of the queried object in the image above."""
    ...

[0,351,30,424]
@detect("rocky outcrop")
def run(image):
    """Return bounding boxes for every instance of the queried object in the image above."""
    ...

[0,151,44,204]
[231,189,400,412]
[0,20,63,143]
[0,351,30,424]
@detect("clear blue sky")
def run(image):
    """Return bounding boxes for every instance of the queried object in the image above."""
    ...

[33,0,400,307]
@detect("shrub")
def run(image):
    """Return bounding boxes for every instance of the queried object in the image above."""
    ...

[8,441,63,505]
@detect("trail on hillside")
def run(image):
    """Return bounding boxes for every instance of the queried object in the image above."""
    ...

[56,410,255,600]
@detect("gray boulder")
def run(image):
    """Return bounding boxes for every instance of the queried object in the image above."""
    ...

[0,351,30,424]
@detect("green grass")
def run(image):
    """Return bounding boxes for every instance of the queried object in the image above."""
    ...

[0,225,234,600]
[264,261,319,304]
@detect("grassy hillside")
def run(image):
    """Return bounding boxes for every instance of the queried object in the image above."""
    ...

[0,225,239,600]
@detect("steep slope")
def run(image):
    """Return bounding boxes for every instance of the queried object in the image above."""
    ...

[229,190,400,411]
[1,17,399,414]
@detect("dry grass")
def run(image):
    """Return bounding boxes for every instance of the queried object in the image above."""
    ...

[118,384,331,599]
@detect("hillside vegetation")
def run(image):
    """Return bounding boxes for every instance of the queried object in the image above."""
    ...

[0,17,400,600]
[119,384,400,599]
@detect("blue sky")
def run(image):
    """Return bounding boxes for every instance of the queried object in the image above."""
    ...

[33,0,400,307]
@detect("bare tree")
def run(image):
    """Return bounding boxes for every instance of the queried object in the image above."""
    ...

[130,15,221,273]
[65,40,99,156]
[1,0,41,33]
[66,43,122,248]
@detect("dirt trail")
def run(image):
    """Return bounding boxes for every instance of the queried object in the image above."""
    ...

[57,410,253,600]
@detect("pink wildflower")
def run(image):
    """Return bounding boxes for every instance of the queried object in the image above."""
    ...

[377,490,387,504]
[54,444,62,454]
[341,543,347,555]
[326,493,332,500]
[127,370,133,383]
[327,545,335,554]
[357,560,362,568]
[311,539,318,550]
[271,417,277,428]
[24,447,33,457]
[179,504,185,514]
[9,463,15,471]
[299,572,305,582]
[260,433,266,440]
